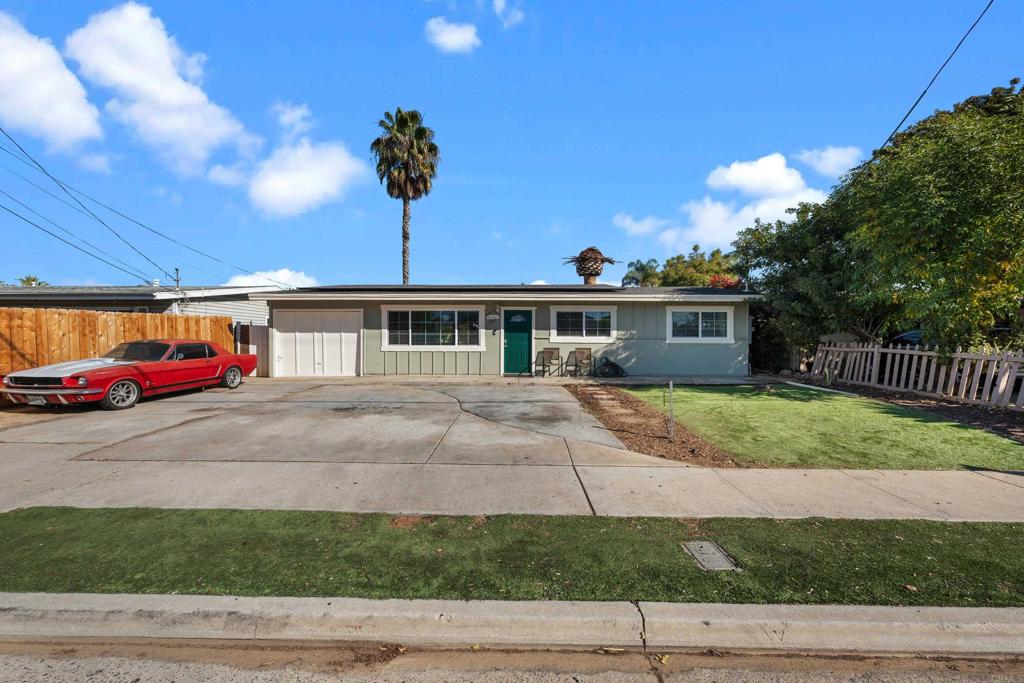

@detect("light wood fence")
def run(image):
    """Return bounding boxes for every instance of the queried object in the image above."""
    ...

[810,342,1024,412]
[0,307,235,376]
[235,323,271,377]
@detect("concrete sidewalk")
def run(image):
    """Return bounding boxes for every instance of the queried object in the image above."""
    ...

[1,379,1022,521]
[4,448,1022,520]
[2,592,1022,656]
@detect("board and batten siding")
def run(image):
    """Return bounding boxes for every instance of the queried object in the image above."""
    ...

[269,299,750,377]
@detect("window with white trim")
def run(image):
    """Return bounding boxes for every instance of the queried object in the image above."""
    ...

[383,307,483,349]
[666,307,734,343]
[549,307,616,342]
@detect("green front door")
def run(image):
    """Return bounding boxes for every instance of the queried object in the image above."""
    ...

[503,309,532,375]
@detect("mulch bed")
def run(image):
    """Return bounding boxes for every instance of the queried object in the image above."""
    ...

[791,376,1024,446]
[565,384,737,467]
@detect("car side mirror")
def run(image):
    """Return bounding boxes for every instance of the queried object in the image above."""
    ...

[174,353,185,361]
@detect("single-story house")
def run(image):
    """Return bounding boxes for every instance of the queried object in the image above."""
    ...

[252,284,761,377]
[0,284,276,324]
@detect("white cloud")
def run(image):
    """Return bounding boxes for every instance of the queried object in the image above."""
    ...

[425,17,481,53]
[65,2,259,175]
[0,12,101,150]
[795,145,862,177]
[661,187,826,252]
[207,163,247,186]
[224,268,318,288]
[529,279,548,285]
[271,101,313,141]
[78,153,112,173]
[619,152,828,252]
[493,0,524,28]
[706,152,806,196]
[612,212,670,236]
[248,138,366,217]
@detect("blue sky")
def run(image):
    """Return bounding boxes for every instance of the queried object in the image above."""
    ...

[0,0,1017,288]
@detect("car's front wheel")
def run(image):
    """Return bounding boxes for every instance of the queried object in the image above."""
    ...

[220,365,243,389]
[100,379,141,410]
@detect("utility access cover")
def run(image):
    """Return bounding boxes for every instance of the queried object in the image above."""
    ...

[682,541,740,571]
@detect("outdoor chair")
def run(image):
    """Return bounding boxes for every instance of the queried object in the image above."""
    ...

[565,348,593,376]
[533,347,562,377]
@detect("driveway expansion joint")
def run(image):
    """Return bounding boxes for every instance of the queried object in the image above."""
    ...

[566,437,597,516]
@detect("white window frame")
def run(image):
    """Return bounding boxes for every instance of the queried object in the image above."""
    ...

[665,306,734,344]
[549,305,617,344]
[380,304,486,351]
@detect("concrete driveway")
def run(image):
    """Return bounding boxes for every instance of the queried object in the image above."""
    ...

[2,379,1021,520]
[0,379,679,517]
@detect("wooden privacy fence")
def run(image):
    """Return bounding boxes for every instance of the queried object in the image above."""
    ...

[235,323,271,377]
[0,307,235,376]
[811,341,1024,412]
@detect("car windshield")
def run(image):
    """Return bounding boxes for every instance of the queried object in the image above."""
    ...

[102,342,170,362]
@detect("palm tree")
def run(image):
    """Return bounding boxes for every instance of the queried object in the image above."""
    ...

[621,259,661,287]
[370,108,439,285]
[17,275,48,287]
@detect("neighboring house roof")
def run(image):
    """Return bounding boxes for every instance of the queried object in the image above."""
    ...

[0,285,279,302]
[253,284,761,303]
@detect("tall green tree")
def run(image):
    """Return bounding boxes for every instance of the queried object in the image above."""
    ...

[660,245,737,287]
[849,80,1024,348]
[370,108,440,285]
[733,204,901,347]
[621,258,661,287]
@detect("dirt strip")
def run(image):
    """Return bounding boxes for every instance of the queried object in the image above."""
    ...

[565,384,737,467]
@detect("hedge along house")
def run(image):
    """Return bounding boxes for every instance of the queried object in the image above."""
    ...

[252,284,760,378]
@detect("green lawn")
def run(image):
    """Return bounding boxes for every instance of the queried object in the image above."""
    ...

[624,385,1024,470]
[1,507,1022,607]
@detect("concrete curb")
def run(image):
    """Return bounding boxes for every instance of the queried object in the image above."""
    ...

[640,602,1024,655]
[1,593,1023,655]
[0,593,642,648]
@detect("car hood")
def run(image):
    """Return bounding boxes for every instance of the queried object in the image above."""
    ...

[7,358,137,377]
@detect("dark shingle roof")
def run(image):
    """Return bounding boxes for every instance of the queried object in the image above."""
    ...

[290,284,757,296]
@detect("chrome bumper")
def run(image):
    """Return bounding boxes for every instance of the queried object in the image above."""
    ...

[1,387,104,404]
[1,387,103,396]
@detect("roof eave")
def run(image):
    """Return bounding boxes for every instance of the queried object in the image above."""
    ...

[252,291,762,303]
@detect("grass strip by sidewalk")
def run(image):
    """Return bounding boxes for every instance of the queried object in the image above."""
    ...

[624,385,1024,470]
[1,508,1021,607]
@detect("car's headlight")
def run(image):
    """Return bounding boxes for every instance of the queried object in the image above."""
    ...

[77,377,89,387]
[1,376,10,386]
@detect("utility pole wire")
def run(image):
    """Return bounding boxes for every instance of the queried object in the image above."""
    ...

[880,0,995,150]
[0,144,297,291]
[0,201,158,286]
[0,126,175,281]
[0,188,155,282]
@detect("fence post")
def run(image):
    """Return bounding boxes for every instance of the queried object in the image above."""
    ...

[869,344,880,386]
[667,380,675,442]
[996,351,1018,408]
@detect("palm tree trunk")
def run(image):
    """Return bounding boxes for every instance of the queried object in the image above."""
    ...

[401,198,411,285]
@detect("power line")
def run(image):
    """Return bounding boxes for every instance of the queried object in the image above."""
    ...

[0,189,155,282]
[0,142,296,290]
[879,0,995,150]
[0,125,175,281]
[796,0,995,228]
[0,200,157,285]
[0,160,240,285]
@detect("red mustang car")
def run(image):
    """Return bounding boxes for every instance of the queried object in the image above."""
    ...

[1,339,257,410]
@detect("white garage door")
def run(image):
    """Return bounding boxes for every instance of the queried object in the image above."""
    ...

[274,310,361,377]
